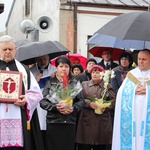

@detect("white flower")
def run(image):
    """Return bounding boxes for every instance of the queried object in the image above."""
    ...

[104,82,108,89]
[111,70,115,78]
[100,72,104,79]
[100,69,115,89]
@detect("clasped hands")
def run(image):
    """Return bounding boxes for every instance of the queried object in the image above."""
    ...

[135,84,146,95]
[56,102,73,115]
[90,102,105,113]
[14,95,26,107]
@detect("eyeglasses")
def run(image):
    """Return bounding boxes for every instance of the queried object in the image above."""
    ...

[102,53,111,55]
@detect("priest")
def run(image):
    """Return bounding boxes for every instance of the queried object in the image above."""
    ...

[0,35,44,150]
[112,49,150,150]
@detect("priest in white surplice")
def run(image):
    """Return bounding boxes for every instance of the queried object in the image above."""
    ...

[0,35,44,150]
[112,49,150,150]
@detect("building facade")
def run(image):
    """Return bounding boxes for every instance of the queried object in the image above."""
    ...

[6,0,149,56]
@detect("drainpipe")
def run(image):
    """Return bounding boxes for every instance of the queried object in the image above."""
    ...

[73,3,77,53]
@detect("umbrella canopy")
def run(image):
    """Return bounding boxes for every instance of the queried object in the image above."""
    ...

[15,39,32,47]
[88,34,150,49]
[96,11,150,41]
[88,11,150,49]
[51,53,88,70]
[88,46,124,61]
[15,41,70,65]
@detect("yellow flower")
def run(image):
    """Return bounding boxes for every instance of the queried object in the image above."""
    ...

[60,97,73,108]
[94,98,111,114]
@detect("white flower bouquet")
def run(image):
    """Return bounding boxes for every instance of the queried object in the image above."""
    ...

[46,73,82,109]
[89,70,115,114]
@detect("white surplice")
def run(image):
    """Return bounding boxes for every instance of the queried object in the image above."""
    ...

[30,63,56,130]
[0,60,43,148]
[112,67,150,150]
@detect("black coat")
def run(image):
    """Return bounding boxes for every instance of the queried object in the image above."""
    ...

[98,59,118,70]
[76,70,91,83]
[40,75,85,125]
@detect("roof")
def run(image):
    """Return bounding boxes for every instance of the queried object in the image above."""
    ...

[68,0,150,7]
[0,3,4,14]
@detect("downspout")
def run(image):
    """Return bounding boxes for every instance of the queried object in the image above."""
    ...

[73,2,77,53]
[5,0,16,33]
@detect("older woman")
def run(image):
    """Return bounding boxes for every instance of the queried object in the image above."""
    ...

[111,51,134,95]
[76,65,115,150]
[40,56,85,150]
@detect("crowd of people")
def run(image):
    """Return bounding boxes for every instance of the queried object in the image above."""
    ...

[0,34,150,150]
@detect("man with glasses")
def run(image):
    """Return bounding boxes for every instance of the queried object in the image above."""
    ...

[98,50,118,70]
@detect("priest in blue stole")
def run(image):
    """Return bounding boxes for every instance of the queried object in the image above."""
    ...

[112,49,150,150]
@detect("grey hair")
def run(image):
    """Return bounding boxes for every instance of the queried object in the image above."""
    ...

[0,35,16,44]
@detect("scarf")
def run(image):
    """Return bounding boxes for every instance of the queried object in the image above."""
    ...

[118,65,130,82]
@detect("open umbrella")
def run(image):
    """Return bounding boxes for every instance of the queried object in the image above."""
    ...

[88,11,150,49]
[15,41,70,65]
[16,39,32,47]
[51,53,88,70]
[88,34,150,49]
[88,46,124,61]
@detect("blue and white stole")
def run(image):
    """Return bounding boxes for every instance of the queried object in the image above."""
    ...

[120,72,150,150]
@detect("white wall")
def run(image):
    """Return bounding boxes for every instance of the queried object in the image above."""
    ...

[76,7,144,57]
[6,0,60,41]
[6,1,145,59]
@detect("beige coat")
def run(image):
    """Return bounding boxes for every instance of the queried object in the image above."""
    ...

[76,79,115,145]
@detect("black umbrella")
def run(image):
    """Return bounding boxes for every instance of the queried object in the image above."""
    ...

[15,41,70,65]
[88,11,150,49]
[96,11,150,41]
[16,39,32,47]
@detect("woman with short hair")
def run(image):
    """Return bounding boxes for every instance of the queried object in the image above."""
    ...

[76,65,115,150]
[40,56,85,150]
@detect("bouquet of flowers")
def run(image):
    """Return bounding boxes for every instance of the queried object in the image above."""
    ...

[89,70,115,114]
[46,72,82,109]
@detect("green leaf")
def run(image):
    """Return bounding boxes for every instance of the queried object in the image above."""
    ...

[87,96,98,102]
[103,100,113,103]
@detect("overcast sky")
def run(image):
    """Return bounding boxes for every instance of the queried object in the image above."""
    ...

[0,0,14,32]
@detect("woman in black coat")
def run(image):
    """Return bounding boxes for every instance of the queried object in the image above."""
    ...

[40,56,85,150]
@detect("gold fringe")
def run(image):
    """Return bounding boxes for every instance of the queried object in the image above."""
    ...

[144,78,150,84]
[146,80,150,84]
[126,72,140,85]
[27,121,30,130]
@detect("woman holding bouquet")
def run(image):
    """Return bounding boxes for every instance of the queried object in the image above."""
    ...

[40,56,85,150]
[76,65,115,150]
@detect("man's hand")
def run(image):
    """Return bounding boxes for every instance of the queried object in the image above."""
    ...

[135,84,146,95]
[14,95,26,107]
[36,73,43,82]
[50,72,55,78]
